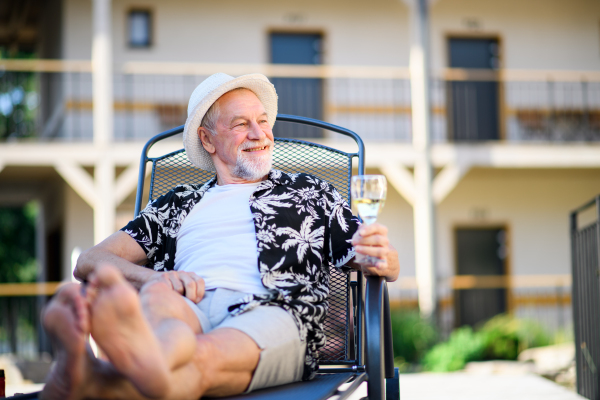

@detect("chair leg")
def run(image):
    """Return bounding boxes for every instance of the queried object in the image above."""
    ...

[365,276,385,400]
[385,367,400,400]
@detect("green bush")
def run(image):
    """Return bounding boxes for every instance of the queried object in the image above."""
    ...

[422,326,486,372]
[390,310,437,367]
[0,203,38,283]
[421,314,552,372]
[478,314,550,360]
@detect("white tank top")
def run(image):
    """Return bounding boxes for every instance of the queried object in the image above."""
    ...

[174,182,269,295]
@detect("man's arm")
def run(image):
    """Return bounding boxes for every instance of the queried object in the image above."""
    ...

[348,223,400,282]
[74,231,205,302]
[74,231,155,289]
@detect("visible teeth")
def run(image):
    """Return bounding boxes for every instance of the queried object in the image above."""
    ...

[244,146,266,152]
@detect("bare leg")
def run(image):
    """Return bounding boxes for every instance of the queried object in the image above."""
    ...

[88,266,264,398]
[193,328,261,397]
[46,267,273,399]
[87,265,173,398]
[40,282,201,400]
[41,284,91,400]
[137,278,263,397]
[138,278,203,370]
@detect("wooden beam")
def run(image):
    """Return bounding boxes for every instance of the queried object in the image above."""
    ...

[54,160,98,208]
[0,58,599,82]
[432,162,470,204]
[451,274,572,289]
[391,274,572,290]
[0,59,92,73]
[380,163,416,206]
[0,282,62,296]
[115,162,144,206]
[122,62,411,79]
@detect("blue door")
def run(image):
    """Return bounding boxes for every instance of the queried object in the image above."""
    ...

[270,33,323,138]
[455,228,507,327]
[448,38,500,141]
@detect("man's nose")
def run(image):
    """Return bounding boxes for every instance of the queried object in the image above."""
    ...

[247,120,266,140]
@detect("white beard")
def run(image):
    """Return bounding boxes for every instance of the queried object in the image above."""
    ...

[232,144,273,181]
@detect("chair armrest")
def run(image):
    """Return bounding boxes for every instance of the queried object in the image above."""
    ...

[365,276,389,400]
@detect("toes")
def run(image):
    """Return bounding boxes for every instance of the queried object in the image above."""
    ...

[95,264,125,288]
[56,283,83,303]
[73,294,91,334]
[43,283,84,328]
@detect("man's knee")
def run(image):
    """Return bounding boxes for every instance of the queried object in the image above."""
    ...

[139,281,178,318]
[141,279,172,295]
[140,281,202,334]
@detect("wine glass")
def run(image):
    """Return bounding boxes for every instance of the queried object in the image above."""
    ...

[351,175,387,265]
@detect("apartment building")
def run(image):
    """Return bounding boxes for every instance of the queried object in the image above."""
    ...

[1,0,599,337]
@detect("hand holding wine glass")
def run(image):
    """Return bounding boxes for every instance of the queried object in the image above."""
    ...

[351,175,387,266]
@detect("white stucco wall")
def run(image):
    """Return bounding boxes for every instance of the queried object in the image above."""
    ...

[368,167,416,279]
[381,167,600,300]
[56,0,600,287]
[63,0,409,66]
[62,0,600,70]
[437,168,600,279]
[431,0,600,70]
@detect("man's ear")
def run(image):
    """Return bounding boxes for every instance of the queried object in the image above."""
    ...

[198,127,216,154]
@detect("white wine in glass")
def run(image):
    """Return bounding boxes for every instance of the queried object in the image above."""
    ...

[351,175,387,265]
[354,198,385,226]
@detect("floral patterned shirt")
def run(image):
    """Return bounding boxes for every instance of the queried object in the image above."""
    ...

[121,169,360,379]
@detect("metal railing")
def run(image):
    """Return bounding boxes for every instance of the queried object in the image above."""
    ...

[389,274,573,339]
[1,274,574,359]
[571,197,600,400]
[0,283,58,359]
[1,59,599,143]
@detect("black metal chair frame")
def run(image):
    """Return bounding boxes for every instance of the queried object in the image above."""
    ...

[15,115,398,400]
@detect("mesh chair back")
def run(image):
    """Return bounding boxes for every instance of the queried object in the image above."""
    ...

[150,139,352,205]
[137,116,364,365]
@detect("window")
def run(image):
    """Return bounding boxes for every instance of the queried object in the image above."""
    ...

[128,9,152,48]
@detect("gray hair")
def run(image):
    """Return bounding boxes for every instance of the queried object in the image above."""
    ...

[200,87,257,136]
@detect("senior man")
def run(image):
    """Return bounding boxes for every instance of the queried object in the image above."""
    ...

[41,73,399,400]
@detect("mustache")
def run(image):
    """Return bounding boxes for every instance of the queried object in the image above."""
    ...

[239,140,273,151]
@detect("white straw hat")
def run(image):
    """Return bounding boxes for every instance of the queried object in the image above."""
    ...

[183,73,278,171]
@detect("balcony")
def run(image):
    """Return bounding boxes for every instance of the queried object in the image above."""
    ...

[0,60,599,144]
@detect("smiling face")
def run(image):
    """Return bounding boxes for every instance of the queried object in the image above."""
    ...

[198,89,274,185]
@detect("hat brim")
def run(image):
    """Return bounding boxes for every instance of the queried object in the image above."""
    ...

[183,74,278,171]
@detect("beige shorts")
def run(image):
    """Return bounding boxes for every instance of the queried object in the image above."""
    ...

[183,288,306,392]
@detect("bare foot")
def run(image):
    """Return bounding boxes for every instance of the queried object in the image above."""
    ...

[41,284,91,400]
[88,265,170,398]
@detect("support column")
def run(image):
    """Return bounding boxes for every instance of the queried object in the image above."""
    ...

[408,0,437,319]
[92,0,113,146]
[94,158,115,245]
[92,0,115,244]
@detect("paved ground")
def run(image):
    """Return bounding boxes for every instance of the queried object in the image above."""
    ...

[340,372,583,400]
[399,372,584,400]
[7,373,584,399]
[6,383,44,397]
